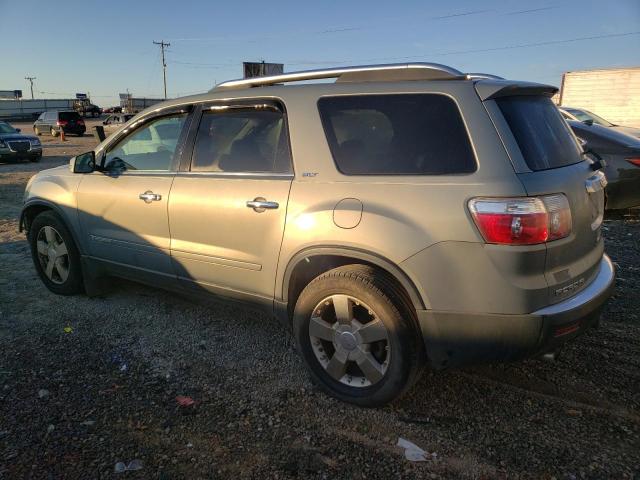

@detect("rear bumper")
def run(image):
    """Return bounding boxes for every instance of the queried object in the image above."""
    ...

[62,126,86,134]
[417,254,615,369]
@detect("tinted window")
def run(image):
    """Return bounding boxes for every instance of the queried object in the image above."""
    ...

[497,96,582,171]
[104,114,187,171]
[191,107,291,173]
[318,94,476,175]
[59,111,81,121]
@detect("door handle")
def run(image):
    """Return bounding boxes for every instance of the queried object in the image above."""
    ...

[139,191,162,203]
[246,197,279,212]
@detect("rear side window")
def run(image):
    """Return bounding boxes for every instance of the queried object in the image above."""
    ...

[496,96,582,171]
[318,94,476,175]
[191,107,291,173]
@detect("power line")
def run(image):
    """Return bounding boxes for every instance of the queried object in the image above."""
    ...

[25,76,36,99]
[153,40,171,99]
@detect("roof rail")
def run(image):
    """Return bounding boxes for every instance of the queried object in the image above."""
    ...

[211,62,467,91]
[466,73,505,80]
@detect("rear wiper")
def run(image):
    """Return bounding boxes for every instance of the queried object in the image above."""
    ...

[582,148,606,171]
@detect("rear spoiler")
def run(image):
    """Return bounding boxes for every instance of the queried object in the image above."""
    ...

[474,79,558,101]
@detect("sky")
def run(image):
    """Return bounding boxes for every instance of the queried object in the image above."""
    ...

[1,0,639,106]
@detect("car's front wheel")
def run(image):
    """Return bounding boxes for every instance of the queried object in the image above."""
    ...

[34,126,41,136]
[50,128,58,137]
[28,211,83,295]
[293,265,423,407]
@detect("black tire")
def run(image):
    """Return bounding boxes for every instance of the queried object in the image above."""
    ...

[293,265,424,407]
[50,127,58,137]
[34,127,41,136]
[28,211,83,295]
[29,154,41,163]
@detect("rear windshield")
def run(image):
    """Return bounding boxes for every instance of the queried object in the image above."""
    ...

[496,96,582,171]
[59,111,81,121]
[318,94,476,175]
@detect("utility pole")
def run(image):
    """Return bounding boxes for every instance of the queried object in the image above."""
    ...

[153,40,170,99]
[25,76,36,99]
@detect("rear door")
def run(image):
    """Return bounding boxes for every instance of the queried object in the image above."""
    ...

[168,101,293,302]
[490,94,606,304]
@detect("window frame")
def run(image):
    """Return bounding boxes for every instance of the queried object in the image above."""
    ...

[316,93,478,177]
[179,99,294,179]
[99,105,194,174]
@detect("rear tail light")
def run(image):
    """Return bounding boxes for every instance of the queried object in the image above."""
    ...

[77,119,85,125]
[468,194,572,245]
[626,157,640,167]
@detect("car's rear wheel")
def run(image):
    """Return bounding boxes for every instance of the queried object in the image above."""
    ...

[293,265,423,407]
[28,211,83,295]
[50,127,58,137]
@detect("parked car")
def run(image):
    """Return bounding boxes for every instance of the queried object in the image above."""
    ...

[33,111,86,137]
[20,63,614,406]
[568,120,640,210]
[102,113,135,136]
[559,106,640,139]
[102,106,122,114]
[0,121,42,162]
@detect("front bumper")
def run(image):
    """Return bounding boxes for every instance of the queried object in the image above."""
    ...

[417,254,615,369]
[0,147,42,161]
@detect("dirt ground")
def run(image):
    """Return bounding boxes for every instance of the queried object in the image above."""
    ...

[0,120,639,479]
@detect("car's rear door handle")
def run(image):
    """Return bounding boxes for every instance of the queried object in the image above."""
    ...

[139,191,162,203]
[246,197,279,212]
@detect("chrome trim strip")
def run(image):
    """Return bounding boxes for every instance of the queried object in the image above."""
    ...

[213,63,465,90]
[533,255,614,316]
[175,171,293,180]
[585,170,607,193]
[171,249,262,271]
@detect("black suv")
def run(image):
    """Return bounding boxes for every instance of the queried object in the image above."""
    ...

[33,111,86,137]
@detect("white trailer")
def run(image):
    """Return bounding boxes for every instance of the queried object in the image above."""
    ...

[0,98,76,121]
[120,96,165,114]
[559,66,640,128]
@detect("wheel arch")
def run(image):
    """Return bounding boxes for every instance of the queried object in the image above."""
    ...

[280,246,426,318]
[20,200,84,255]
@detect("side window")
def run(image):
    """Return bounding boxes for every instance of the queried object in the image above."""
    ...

[104,114,187,171]
[191,107,291,173]
[318,94,476,175]
[38,113,45,121]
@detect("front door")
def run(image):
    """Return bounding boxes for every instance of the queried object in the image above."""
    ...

[168,102,293,301]
[77,111,190,281]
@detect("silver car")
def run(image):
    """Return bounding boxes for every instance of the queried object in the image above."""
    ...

[21,63,614,406]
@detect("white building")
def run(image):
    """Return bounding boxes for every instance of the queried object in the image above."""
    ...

[558,66,640,128]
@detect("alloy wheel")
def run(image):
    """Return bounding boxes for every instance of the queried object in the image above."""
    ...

[36,226,70,285]
[309,294,390,387]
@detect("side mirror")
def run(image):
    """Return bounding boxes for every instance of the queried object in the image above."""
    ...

[15,128,21,133]
[70,151,96,173]
[583,119,594,126]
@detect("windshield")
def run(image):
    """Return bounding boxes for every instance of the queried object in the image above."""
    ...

[566,108,614,127]
[59,111,81,121]
[0,122,17,134]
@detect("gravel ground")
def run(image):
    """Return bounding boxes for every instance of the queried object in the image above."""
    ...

[1,122,639,479]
